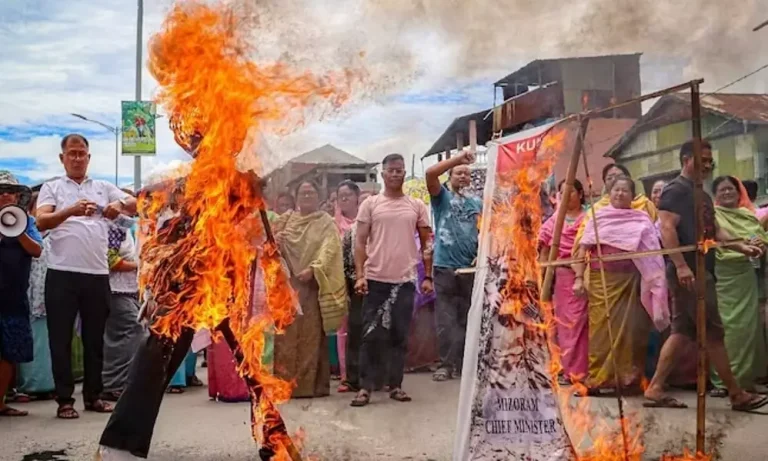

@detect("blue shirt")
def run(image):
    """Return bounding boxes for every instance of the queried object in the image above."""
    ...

[431,186,482,269]
[25,216,43,245]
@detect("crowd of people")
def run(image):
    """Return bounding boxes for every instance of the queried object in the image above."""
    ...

[3,134,768,422]
[542,140,768,412]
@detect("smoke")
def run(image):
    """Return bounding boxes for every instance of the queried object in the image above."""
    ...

[236,0,766,94]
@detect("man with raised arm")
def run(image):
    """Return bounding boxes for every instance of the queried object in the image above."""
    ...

[424,150,482,383]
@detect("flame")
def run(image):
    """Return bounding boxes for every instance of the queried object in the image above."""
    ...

[700,238,717,254]
[140,1,360,458]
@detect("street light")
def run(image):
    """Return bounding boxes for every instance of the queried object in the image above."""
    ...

[71,113,121,185]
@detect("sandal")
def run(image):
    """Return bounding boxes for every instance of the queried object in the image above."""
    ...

[167,386,185,394]
[337,381,359,393]
[642,396,688,409]
[732,394,768,412]
[100,391,122,402]
[350,391,370,407]
[0,406,29,417]
[57,404,80,419]
[432,368,451,382]
[389,388,412,402]
[84,399,113,413]
[8,392,31,403]
[710,388,729,398]
[187,375,204,387]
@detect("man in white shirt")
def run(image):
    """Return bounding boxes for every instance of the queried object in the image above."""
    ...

[36,134,137,419]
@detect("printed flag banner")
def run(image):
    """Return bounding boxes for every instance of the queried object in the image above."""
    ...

[454,121,576,461]
[121,101,157,155]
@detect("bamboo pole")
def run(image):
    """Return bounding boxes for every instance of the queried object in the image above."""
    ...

[578,127,630,461]
[690,81,708,456]
[541,117,590,302]
[457,239,744,273]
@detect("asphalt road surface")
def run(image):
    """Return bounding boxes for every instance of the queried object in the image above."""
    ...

[4,371,768,460]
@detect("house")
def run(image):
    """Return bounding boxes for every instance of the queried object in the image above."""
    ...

[605,93,768,197]
[422,54,641,188]
[267,144,378,199]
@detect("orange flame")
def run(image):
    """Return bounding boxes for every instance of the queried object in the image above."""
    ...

[140,1,360,457]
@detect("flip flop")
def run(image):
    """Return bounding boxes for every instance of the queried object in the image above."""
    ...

[643,396,688,409]
[0,406,29,417]
[350,391,370,407]
[732,394,768,413]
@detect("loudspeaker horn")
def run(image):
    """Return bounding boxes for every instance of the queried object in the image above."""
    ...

[0,204,28,238]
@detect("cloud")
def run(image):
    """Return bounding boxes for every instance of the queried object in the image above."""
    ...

[1,0,767,188]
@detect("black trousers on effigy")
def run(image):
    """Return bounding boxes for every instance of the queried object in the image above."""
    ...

[99,327,195,458]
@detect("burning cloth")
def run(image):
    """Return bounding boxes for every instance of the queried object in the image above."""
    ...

[454,123,576,460]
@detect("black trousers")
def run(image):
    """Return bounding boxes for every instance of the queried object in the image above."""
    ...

[433,267,474,373]
[359,280,415,392]
[100,327,194,458]
[45,269,111,405]
[344,279,364,388]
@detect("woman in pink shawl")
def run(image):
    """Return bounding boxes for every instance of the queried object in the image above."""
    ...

[539,179,588,386]
[572,176,669,394]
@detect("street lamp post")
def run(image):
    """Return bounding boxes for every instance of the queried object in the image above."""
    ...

[134,0,144,190]
[71,113,121,185]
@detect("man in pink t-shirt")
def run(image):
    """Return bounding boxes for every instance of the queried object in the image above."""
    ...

[350,153,433,407]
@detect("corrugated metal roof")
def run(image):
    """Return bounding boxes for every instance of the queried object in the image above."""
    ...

[290,144,371,166]
[605,92,768,158]
[674,93,768,125]
[494,53,643,87]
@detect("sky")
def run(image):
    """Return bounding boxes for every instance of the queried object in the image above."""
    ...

[1,0,766,188]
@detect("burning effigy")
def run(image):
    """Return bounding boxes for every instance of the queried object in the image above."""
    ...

[97,2,360,460]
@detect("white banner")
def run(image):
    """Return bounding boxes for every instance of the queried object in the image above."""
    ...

[454,122,576,461]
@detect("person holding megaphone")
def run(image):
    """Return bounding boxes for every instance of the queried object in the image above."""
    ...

[0,170,43,417]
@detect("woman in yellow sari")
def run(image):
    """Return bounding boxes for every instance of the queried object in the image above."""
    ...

[572,176,668,394]
[272,181,347,398]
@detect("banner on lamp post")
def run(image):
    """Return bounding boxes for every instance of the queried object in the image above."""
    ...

[121,101,157,155]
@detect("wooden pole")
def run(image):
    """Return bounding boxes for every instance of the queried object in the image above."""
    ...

[578,127,630,461]
[690,81,708,455]
[469,120,477,153]
[541,117,590,302]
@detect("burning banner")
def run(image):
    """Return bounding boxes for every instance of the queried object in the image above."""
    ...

[454,122,577,460]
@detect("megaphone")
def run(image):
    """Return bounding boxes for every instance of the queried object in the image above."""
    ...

[0,204,28,238]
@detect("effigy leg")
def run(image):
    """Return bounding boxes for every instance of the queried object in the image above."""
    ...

[99,327,195,458]
[216,318,302,461]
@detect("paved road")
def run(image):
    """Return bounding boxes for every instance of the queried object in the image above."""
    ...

[4,371,768,460]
